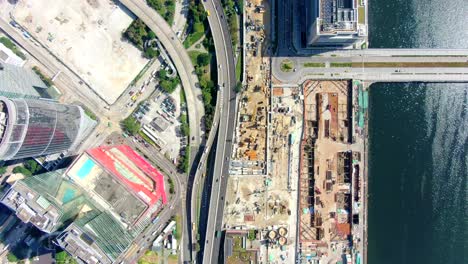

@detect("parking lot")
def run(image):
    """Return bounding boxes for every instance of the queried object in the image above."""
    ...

[133,85,184,161]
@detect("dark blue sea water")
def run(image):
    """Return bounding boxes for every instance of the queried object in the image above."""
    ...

[368,1,468,263]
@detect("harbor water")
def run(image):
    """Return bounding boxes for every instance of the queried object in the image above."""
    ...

[367,0,467,263]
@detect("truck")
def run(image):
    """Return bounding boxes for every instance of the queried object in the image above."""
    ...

[215,230,222,238]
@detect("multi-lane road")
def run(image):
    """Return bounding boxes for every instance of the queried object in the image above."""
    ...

[272,51,468,83]
[199,1,238,263]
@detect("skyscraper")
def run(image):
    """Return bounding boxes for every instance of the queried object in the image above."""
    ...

[305,0,367,47]
[0,97,96,161]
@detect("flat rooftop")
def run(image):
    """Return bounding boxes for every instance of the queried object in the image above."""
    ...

[317,0,357,33]
[66,145,167,225]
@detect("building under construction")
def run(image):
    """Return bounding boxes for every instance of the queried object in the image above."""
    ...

[298,80,359,261]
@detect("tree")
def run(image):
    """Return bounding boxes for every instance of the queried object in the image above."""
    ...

[160,80,176,94]
[55,251,78,264]
[197,53,211,67]
[147,0,163,11]
[25,160,40,174]
[147,31,156,40]
[0,166,6,175]
[158,69,168,80]
[122,116,141,135]
[235,82,242,93]
[248,230,256,240]
[7,253,18,262]
[144,48,159,59]
[12,166,32,177]
[202,89,212,105]
[194,242,200,251]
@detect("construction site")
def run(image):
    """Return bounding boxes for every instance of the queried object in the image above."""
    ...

[297,80,364,263]
[222,0,301,262]
[8,0,148,104]
[230,0,271,176]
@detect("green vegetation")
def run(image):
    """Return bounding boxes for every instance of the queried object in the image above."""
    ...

[180,113,190,137]
[234,82,242,93]
[32,66,54,88]
[188,50,204,65]
[184,32,205,49]
[82,108,97,121]
[138,251,159,264]
[158,69,180,94]
[222,0,242,48]
[147,0,176,25]
[235,55,242,82]
[124,19,159,59]
[226,235,256,263]
[197,53,211,66]
[173,215,182,240]
[178,145,190,173]
[280,59,294,72]
[194,242,201,252]
[24,160,41,174]
[247,230,256,240]
[13,166,32,177]
[168,177,175,194]
[0,166,6,175]
[358,6,366,24]
[55,251,78,264]
[180,88,186,104]
[122,116,141,135]
[183,1,207,48]
[11,160,41,177]
[0,36,26,59]
[7,252,19,262]
[138,130,157,147]
[330,62,352,67]
[189,48,216,131]
[304,62,326,67]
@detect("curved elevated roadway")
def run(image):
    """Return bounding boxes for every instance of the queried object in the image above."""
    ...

[120,0,205,150]
[199,0,237,263]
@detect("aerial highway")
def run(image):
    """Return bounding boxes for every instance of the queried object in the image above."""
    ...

[199,0,238,263]
[186,89,221,261]
[120,0,205,153]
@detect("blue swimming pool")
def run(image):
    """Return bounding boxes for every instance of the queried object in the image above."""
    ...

[76,159,95,179]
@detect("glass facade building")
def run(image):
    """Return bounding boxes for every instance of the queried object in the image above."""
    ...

[0,97,96,161]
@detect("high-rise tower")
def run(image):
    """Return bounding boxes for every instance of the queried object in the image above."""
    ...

[0,97,96,161]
